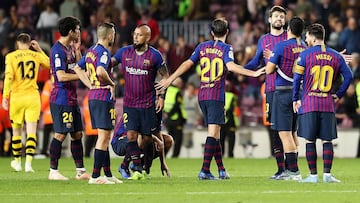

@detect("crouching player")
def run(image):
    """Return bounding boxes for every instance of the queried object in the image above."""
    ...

[111,116,173,179]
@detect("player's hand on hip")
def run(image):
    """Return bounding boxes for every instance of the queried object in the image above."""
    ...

[103,85,115,100]
[332,94,339,103]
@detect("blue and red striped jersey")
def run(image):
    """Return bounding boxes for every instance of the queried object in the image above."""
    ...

[113,45,164,108]
[78,44,113,102]
[189,40,234,102]
[269,38,306,87]
[293,45,353,113]
[50,41,78,106]
[245,32,287,93]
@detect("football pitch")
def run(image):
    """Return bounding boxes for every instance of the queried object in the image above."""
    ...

[0,157,359,203]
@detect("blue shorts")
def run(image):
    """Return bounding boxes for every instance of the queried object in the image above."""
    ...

[199,100,225,125]
[265,91,274,124]
[89,100,115,130]
[271,90,297,131]
[123,106,158,136]
[112,136,159,160]
[297,112,337,141]
[50,103,83,134]
[111,135,128,156]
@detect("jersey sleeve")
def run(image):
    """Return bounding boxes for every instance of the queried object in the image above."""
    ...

[38,51,50,69]
[2,54,14,99]
[189,45,200,63]
[77,55,86,70]
[113,48,123,65]
[269,43,282,65]
[153,49,165,71]
[53,50,67,72]
[97,50,111,69]
[292,52,305,101]
[336,55,353,98]
[293,52,305,75]
[223,46,235,64]
[244,38,264,70]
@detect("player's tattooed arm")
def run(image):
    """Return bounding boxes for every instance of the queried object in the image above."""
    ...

[158,63,170,79]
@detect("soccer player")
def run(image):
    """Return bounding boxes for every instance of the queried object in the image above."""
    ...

[2,33,49,172]
[265,17,306,180]
[293,23,353,183]
[112,115,173,179]
[156,18,264,180]
[244,5,287,179]
[48,16,90,181]
[76,22,122,184]
[112,24,170,180]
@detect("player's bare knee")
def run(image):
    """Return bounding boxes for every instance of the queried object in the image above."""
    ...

[54,133,66,142]
[70,131,83,140]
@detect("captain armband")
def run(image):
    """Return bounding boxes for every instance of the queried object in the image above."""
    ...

[293,64,304,74]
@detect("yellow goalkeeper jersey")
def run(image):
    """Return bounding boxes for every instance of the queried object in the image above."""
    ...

[3,49,49,98]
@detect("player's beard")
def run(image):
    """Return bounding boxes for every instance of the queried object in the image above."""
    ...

[271,21,283,30]
[133,43,146,51]
[271,24,283,30]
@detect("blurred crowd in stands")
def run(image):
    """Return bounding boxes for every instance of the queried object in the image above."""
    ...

[1,0,360,157]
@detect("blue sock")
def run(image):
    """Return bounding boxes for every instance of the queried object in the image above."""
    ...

[103,149,112,177]
[214,139,224,171]
[285,152,299,172]
[272,131,285,173]
[71,139,84,168]
[323,142,334,173]
[305,143,317,174]
[49,139,62,170]
[201,137,216,173]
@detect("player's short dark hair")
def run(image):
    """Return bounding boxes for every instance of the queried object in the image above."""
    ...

[210,18,228,38]
[269,6,286,17]
[288,17,304,37]
[307,23,325,40]
[58,16,81,36]
[16,33,31,44]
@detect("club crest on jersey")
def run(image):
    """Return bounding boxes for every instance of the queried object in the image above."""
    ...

[143,59,150,66]
[66,122,72,129]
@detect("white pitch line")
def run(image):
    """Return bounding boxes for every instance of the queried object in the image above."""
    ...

[0,190,357,197]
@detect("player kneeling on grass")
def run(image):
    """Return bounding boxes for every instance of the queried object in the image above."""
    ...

[111,117,173,179]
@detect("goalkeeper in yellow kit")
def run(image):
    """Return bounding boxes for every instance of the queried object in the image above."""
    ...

[2,33,49,172]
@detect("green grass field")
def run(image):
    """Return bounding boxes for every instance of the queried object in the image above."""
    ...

[0,157,359,203]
